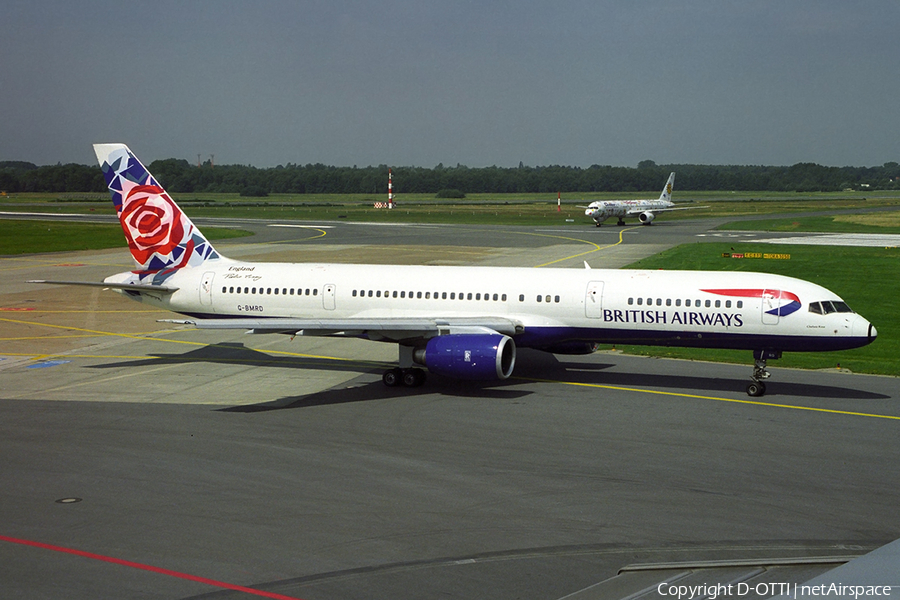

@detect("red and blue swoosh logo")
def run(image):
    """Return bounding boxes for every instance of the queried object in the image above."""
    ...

[701,288,802,317]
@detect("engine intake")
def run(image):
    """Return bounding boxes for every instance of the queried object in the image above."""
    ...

[415,334,516,380]
[639,211,656,224]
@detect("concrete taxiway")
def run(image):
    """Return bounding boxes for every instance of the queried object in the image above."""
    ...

[2,219,899,599]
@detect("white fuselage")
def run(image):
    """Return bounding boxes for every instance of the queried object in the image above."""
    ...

[585,199,673,224]
[107,258,875,354]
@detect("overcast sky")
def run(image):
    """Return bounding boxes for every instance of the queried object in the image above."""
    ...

[2,1,898,168]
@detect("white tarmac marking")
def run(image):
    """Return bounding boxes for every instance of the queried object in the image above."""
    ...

[751,233,900,247]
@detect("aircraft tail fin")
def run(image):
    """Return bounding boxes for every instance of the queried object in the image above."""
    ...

[93,143,220,272]
[658,172,676,203]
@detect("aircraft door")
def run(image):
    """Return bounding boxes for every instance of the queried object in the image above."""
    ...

[323,284,336,310]
[761,288,781,325]
[200,271,215,306]
[585,281,604,318]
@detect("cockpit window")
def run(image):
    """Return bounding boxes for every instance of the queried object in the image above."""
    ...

[809,300,854,315]
[832,301,853,313]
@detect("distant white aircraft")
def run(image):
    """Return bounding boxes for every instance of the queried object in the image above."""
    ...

[29,145,876,397]
[581,172,706,226]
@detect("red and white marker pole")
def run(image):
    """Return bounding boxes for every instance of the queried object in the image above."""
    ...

[388,168,394,209]
[557,191,561,212]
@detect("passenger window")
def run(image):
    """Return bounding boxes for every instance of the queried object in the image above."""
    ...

[537,295,542,302]
[417,292,422,299]
[450,293,456,300]
[352,290,357,297]
[376,291,381,298]
[666,298,671,306]
[737,301,743,308]
[554,295,560,303]
[685,299,691,307]
[368,290,373,297]
[274,288,279,295]
[475,293,481,300]
[637,298,643,305]
[467,293,473,300]
[493,293,498,301]
[675,299,681,307]
[725,300,731,308]
[546,295,552,303]
[501,294,507,301]
[656,298,662,306]
[519,294,525,302]
[705,300,710,308]
[628,297,634,305]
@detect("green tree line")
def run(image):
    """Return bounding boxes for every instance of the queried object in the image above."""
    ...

[2,159,899,195]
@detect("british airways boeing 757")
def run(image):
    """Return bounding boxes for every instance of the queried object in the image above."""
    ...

[30,145,876,397]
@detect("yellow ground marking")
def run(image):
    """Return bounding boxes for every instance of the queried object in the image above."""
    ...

[0,316,381,363]
[529,227,638,268]
[520,377,900,421]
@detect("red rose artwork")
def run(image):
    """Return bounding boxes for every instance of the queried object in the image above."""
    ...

[119,185,189,267]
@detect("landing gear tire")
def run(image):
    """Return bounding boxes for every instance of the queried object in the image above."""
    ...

[402,368,426,387]
[382,368,403,387]
[746,381,766,397]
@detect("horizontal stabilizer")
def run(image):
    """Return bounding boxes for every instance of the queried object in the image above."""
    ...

[27,280,179,293]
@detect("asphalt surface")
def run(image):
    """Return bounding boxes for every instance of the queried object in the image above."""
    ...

[2,217,898,600]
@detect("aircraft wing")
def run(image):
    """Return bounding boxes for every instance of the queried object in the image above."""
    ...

[27,280,179,293]
[624,206,708,216]
[164,316,524,343]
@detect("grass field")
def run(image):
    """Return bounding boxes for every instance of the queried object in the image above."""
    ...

[0,220,252,255]
[4,190,900,227]
[716,212,900,234]
[618,243,898,376]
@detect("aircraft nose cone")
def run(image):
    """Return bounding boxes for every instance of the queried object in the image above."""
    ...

[853,315,877,342]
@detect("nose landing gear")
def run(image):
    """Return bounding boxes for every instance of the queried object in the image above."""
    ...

[747,349,780,397]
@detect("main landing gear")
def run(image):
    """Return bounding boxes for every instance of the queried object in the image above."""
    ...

[747,349,780,397]
[382,367,427,388]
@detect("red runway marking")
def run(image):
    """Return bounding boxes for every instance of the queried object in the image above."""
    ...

[0,535,303,600]
[0,307,36,311]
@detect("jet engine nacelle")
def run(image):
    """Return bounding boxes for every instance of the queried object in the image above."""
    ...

[639,211,656,224]
[415,333,516,380]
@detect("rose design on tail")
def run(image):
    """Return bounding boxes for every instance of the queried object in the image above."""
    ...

[120,185,191,268]
[94,144,219,276]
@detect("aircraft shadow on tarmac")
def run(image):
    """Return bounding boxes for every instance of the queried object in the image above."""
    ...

[89,343,888,410]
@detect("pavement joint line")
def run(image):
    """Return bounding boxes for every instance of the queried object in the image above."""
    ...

[520,377,900,421]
